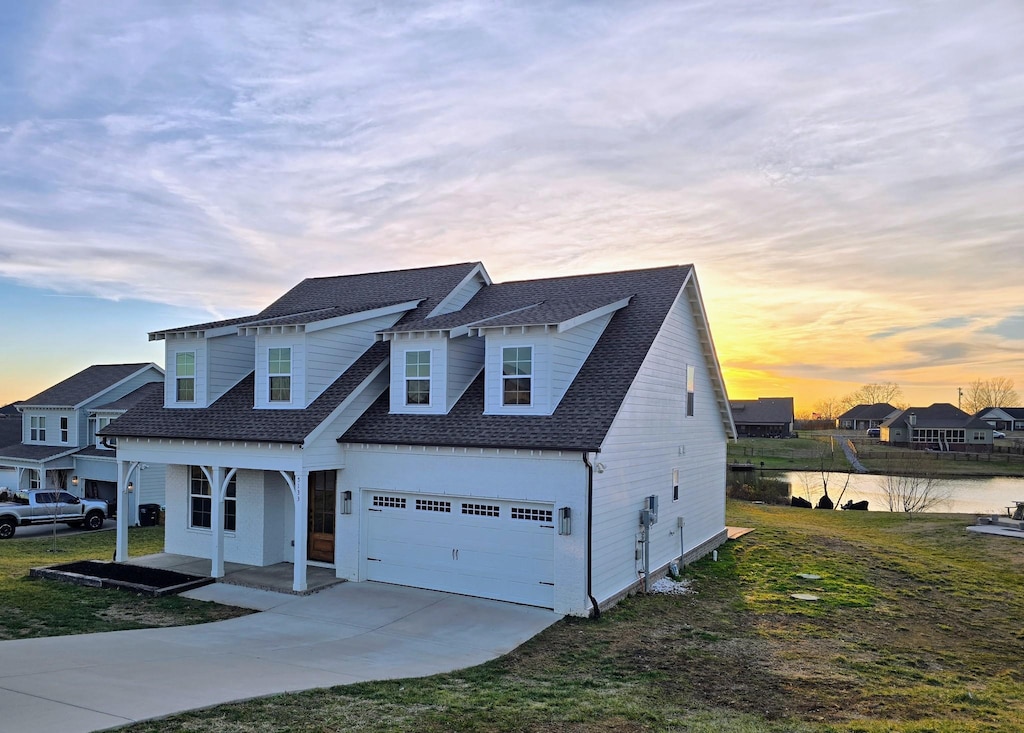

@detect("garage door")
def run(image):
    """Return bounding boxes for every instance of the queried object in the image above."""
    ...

[364,491,555,608]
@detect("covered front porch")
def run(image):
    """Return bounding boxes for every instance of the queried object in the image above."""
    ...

[125,552,343,595]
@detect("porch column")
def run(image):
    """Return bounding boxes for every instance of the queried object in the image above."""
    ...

[293,470,308,593]
[115,460,130,561]
[206,466,225,579]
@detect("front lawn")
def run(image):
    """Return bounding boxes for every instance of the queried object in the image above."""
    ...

[0,526,249,639]
[119,502,1024,732]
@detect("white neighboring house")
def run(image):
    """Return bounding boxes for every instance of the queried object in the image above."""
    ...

[0,364,165,522]
[0,406,20,491]
[103,262,735,617]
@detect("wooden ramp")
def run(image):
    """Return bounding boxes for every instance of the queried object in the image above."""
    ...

[726,526,755,540]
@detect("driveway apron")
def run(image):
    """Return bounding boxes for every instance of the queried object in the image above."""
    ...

[0,582,561,733]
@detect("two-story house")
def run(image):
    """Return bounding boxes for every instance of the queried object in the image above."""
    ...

[103,262,735,617]
[0,364,165,522]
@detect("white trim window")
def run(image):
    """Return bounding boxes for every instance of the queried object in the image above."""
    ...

[672,468,680,502]
[189,466,237,531]
[502,346,533,406]
[30,415,46,442]
[60,416,69,443]
[176,352,196,402]
[405,350,431,405]
[30,473,41,490]
[269,347,292,402]
[685,365,695,417]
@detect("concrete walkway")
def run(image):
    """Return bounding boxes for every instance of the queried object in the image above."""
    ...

[0,582,562,733]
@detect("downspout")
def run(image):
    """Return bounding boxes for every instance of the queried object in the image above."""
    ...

[581,452,600,619]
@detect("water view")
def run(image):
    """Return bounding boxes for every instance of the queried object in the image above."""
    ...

[777,471,1024,515]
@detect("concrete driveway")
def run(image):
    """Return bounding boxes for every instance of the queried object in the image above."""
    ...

[0,582,562,733]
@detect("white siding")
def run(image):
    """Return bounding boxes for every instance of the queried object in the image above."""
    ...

[590,281,728,607]
[166,339,208,408]
[338,444,590,616]
[429,270,485,316]
[388,335,448,415]
[136,462,167,507]
[254,336,304,409]
[483,329,551,415]
[82,367,163,410]
[207,335,255,403]
[306,313,401,403]
[303,369,390,468]
[73,456,117,483]
[446,335,485,410]
[550,313,612,409]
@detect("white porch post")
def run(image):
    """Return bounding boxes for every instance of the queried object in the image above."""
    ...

[205,466,225,579]
[293,470,308,593]
[115,460,132,561]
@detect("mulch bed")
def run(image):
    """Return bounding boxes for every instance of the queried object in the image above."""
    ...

[31,560,214,596]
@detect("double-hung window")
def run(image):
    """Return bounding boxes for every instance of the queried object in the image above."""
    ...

[176,352,196,402]
[30,416,46,442]
[269,347,292,402]
[60,416,69,443]
[189,466,237,531]
[405,350,431,405]
[685,365,695,417]
[502,346,533,406]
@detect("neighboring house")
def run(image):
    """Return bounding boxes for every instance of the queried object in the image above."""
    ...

[0,406,21,491]
[974,407,1024,433]
[836,403,900,431]
[103,261,735,617]
[0,365,165,521]
[880,404,994,451]
[729,397,794,438]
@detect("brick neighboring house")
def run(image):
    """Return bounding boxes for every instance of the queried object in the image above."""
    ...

[729,397,794,438]
[880,404,994,451]
[836,403,900,431]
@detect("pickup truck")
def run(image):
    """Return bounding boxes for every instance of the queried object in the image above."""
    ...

[0,490,108,539]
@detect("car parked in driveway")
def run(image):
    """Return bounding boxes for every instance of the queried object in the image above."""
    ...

[993,431,1006,439]
[0,490,108,538]
[865,427,880,438]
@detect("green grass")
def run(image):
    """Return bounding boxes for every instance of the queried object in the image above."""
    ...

[117,502,1024,732]
[853,440,1024,477]
[0,526,249,639]
[728,436,853,471]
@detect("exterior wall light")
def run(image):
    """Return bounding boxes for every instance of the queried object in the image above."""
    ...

[71,475,79,486]
[558,506,572,535]
[127,481,134,493]
[341,490,352,515]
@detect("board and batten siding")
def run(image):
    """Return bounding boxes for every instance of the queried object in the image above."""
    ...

[306,313,402,404]
[590,280,728,607]
[446,335,485,411]
[207,335,255,403]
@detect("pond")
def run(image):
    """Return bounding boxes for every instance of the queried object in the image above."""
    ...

[776,471,1024,515]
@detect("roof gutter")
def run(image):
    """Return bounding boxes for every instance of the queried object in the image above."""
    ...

[581,451,600,619]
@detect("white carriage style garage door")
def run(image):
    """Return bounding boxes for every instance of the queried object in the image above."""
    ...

[364,491,555,608]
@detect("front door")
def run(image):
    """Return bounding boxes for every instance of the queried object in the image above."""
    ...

[308,471,336,563]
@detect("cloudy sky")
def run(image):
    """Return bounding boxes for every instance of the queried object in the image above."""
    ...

[1,1,1022,412]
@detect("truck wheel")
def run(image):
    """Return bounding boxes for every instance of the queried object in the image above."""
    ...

[85,511,105,531]
[0,518,15,539]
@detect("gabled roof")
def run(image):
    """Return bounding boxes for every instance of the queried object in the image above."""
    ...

[838,403,899,421]
[0,419,21,449]
[150,262,481,341]
[0,403,20,418]
[881,403,991,430]
[102,342,389,443]
[729,397,794,425]
[0,444,80,462]
[344,265,733,451]
[975,406,1024,419]
[91,382,165,412]
[17,364,162,410]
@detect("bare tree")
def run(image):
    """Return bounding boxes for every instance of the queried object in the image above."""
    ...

[812,397,844,421]
[878,457,949,514]
[961,377,1019,415]
[796,438,852,509]
[841,383,904,412]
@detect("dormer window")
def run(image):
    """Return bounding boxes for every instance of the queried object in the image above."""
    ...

[405,350,431,405]
[269,347,292,402]
[176,352,196,402]
[502,346,533,406]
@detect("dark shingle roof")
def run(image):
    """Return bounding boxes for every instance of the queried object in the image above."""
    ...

[0,444,80,462]
[975,406,1024,419]
[0,403,20,418]
[88,382,164,412]
[387,295,630,334]
[0,419,21,449]
[838,403,898,421]
[881,403,991,430]
[74,445,117,458]
[342,265,694,451]
[729,398,794,426]
[17,364,156,408]
[103,343,389,443]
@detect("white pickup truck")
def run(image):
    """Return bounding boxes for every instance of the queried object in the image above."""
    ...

[0,490,108,539]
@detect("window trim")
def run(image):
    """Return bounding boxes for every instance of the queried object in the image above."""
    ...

[501,345,533,407]
[268,347,292,403]
[60,416,69,443]
[685,365,695,417]
[404,349,432,406]
[188,466,237,532]
[175,351,196,403]
[30,415,46,442]
[672,468,680,502]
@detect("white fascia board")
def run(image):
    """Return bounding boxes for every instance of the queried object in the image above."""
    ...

[303,300,423,333]
[556,297,632,333]
[73,364,165,410]
[684,271,737,441]
[426,262,492,318]
[302,360,391,448]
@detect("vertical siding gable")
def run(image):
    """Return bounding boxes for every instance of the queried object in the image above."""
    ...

[589,283,727,605]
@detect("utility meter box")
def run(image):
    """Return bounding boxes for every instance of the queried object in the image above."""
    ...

[644,495,658,524]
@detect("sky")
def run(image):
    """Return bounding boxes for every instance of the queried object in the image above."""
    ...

[1,1,1022,414]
